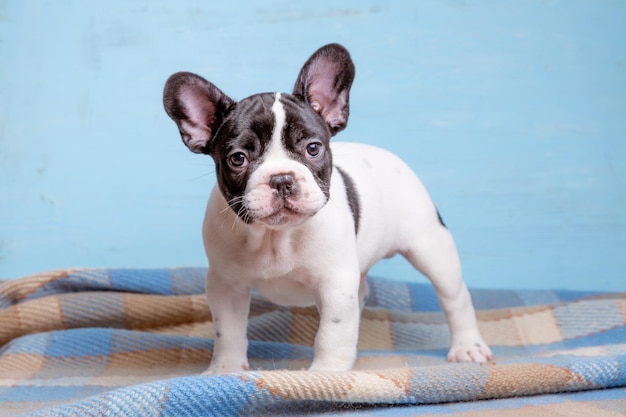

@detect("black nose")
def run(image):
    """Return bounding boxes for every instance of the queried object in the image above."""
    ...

[269,173,296,197]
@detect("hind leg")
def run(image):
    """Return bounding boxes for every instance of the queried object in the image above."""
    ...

[403,224,492,362]
[358,272,370,310]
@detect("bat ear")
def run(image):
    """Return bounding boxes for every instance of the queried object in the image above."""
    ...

[293,43,355,136]
[163,72,235,154]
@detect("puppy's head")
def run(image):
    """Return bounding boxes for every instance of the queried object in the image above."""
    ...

[163,44,355,228]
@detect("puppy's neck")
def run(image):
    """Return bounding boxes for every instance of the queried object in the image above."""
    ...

[245,222,305,254]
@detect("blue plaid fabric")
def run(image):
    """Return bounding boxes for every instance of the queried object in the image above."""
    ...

[1,268,625,416]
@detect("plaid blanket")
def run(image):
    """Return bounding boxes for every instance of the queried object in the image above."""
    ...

[1,268,625,416]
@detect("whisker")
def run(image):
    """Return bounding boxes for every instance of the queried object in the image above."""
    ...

[231,212,239,230]
[190,171,216,181]
[234,205,250,230]
[218,196,246,224]
[187,164,216,182]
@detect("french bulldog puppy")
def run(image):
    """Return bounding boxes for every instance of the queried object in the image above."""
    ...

[163,43,491,373]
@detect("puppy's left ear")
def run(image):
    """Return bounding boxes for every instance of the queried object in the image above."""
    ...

[293,43,355,136]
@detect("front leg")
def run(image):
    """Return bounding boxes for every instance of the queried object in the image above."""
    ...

[309,272,361,372]
[204,272,251,374]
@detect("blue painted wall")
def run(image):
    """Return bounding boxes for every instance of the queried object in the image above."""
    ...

[1,1,625,291]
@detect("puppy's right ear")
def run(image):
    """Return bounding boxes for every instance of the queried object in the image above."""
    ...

[163,72,234,154]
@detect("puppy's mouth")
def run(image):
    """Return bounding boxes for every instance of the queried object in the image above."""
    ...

[258,198,311,227]
[240,172,329,227]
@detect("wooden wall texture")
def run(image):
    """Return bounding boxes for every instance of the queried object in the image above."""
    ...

[1,1,624,290]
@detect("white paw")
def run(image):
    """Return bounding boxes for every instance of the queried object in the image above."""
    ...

[447,340,492,363]
[309,348,356,372]
[202,358,249,375]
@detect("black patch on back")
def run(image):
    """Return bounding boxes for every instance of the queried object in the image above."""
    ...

[437,209,447,228]
[336,166,361,234]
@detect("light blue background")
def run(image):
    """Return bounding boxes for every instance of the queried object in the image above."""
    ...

[1,1,625,291]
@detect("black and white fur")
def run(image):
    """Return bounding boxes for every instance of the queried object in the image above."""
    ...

[163,43,492,373]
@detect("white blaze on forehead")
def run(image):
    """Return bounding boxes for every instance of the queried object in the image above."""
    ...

[266,93,289,159]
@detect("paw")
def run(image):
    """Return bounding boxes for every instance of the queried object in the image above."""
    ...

[309,360,353,372]
[202,358,249,375]
[309,348,356,372]
[447,339,492,363]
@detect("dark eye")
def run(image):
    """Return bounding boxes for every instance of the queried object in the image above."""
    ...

[306,142,323,158]
[229,151,249,168]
